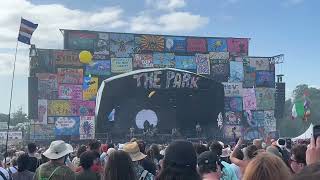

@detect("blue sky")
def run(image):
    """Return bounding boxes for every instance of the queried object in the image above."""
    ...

[0,0,319,114]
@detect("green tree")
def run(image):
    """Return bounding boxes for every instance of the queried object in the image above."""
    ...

[10,106,28,126]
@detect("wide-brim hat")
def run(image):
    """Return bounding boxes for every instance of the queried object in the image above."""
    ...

[221,147,231,158]
[123,142,147,162]
[43,140,73,160]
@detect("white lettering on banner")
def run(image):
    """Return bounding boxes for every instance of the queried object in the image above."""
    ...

[133,71,199,89]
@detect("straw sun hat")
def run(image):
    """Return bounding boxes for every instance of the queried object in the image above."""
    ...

[123,142,147,162]
[43,140,73,160]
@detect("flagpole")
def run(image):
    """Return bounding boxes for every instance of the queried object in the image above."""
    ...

[4,40,19,166]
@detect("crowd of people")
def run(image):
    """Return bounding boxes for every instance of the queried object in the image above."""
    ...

[0,136,320,180]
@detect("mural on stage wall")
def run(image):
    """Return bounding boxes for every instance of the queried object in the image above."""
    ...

[30,30,278,140]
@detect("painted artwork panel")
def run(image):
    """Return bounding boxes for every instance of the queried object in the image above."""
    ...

[111,58,133,73]
[227,38,249,56]
[252,111,265,127]
[207,38,228,52]
[210,62,229,82]
[135,35,164,52]
[175,56,196,70]
[249,57,270,71]
[264,110,276,132]
[93,33,109,60]
[243,88,257,110]
[67,31,97,50]
[165,37,186,52]
[223,125,242,139]
[195,54,210,74]
[209,52,229,60]
[80,116,95,139]
[37,73,58,99]
[58,84,82,100]
[83,77,98,101]
[187,38,207,53]
[110,33,134,57]
[47,100,71,116]
[153,53,175,68]
[255,88,275,110]
[57,68,83,84]
[37,49,56,72]
[55,117,80,136]
[224,97,243,112]
[225,111,242,125]
[223,83,243,97]
[243,66,256,88]
[53,50,82,66]
[85,60,111,76]
[133,54,153,68]
[256,71,275,87]
[37,99,47,124]
[229,61,244,82]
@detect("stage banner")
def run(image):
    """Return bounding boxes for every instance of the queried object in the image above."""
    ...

[207,38,227,52]
[243,88,257,110]
[223,125,242,139]
[225,111,242,125]
[80,116,95,139]
[165,37,186,52]
[210,62,230,82]
[175,56,196,70]
[53,50,82,66]
[223,83,243,97]
[153,53,175,68]
[48,100,71,116]
[252,111,265,127]
[85,60,111,76]
[133,54,153,68]
[249,57,270,71]
[111,58,133,73]
[30,124,55,140]
[227,38,249,56]
[57,68,83,84]
[110,33,134,57]
[83,76,98,101]
[58,84,82,100]
[229,61,244,82]
[224,97,243,112]
[37,99,47,124]
[93,32,109,60]
[187,38,207,53]
[71,101,96,116]
[264,110,276,132]
[255,88,275,110]
[209,52,229,60]
[243,66,256,88]
[37,73,58,99]
[195,54,210,74]
[256,71,275,87]
[135,35,165,52]
[67,31,97,50]
[54,117,80,136]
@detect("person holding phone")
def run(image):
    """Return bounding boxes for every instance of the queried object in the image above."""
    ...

[306,125,320,165]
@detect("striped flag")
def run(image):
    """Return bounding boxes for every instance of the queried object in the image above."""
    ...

[18,18,38,45]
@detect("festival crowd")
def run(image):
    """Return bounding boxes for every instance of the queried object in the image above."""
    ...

[0,136,320,180]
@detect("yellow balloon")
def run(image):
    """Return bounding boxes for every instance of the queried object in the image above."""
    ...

[148,91,156,98]
[79,50,93,64]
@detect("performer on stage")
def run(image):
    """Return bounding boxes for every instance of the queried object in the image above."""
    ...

[196,122,202,137]
[129,126,135,139]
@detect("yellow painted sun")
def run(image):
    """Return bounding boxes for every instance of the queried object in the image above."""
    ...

[140,35,164,51]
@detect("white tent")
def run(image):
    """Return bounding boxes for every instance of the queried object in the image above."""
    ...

[292,123,313,140]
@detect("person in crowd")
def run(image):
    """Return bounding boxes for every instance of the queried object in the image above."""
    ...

[12,153,34,180]
[194,143,208,156]
[7,157,18,176]
[88,140,101,155]
[133,140,156,176]
[33,140,75,180]
[306,136,320,165]
[75,151,100,180]
[230,137,258,176]
[276,138,291,167]
[27,143,39,173]
[156,141,200,180]
[291,162,320,180]
[103,150,136,180]
[290,144,307,173]
[197,151,222,180]
[122,142,154,180]
[253,139,263,149]
[266,145,283,158]
[229,148,243,180]
[99,144,108,165]
[220,145,231,164]
[242,152,291,180]
[0,166,10,180]
[72,145,87,168]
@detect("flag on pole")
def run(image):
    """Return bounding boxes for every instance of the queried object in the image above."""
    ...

[108,108,115,122]
[18,18,38,45]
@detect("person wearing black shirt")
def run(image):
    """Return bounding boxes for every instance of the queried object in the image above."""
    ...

[27,143,39,172]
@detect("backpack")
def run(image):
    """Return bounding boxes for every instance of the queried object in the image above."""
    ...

[139,170,148,180]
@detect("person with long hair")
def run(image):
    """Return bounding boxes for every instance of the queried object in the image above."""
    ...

[11,153,34,180]
[103,150,136,180]
[156,141,201,180]
[243,152,291,180]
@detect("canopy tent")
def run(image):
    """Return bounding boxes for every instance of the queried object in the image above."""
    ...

[292,123,313,140]
[95,68,224,138]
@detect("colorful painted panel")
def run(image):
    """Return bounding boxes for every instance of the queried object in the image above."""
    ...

[209,52,229,60]
[83,76,98,101]
[195,54,210,74]
[210,62,229,82]
[79,101,96,116]
[187,38,207,53]
[110,33,134,57]
[111,58,133,73]
[153,53,175,68]
[249,57,270,71]
[55,117,80,136]
[133,54,153,68]
[57,68,83,84]
[229,61,244,82]
[243,127,264,140]
[67,31,97,50]
[207,38,227,52]
[243,66,256,88]
[224,125,242,139]
[224,97,243,112]
[255,88,275,110]
[223,83,243,97]
[53,50,81,66]
[252,111,265,127]
[37,73,58,99]
[135,35,164,52]
[225,111,242,125]
[165,37,186,52]
[85,60,111,76]
[80,116,95,139]
[93,33,109,60]
[243,88,257,110]
[37,99,47,124]
[175,56,196,70]
[58,84,82,100]
[47,100,71,116]
[264,110,276,132]
[256,71,275,87]
[227,38,249,56]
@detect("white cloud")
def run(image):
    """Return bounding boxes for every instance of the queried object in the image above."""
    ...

[0,49,29,76]
[130,12,209,33]
[145,0,186,11]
